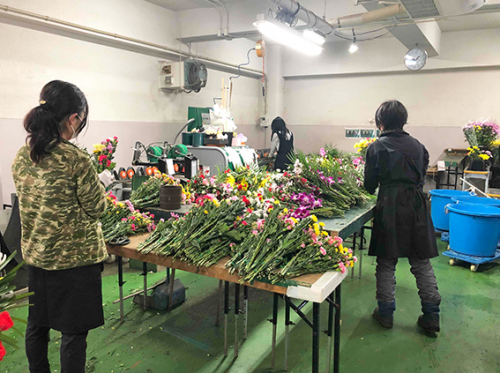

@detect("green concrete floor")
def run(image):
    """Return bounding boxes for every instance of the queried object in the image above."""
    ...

[2,239,500,373]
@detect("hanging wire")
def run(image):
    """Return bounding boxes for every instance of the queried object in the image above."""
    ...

[230,47,256,80]
[334,26,397,42]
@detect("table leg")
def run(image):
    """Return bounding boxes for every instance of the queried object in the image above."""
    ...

[312,302,320,373]
[216,280,223,327]
[243,285,248,340]
[271,293,279,369]
[351,232,357,279]
[168,269,176,311]
[142,262,148,311]
[334,284,342,373]
[327,291,334,373]
[235,284,240,358]
[117,256,125,324]
[359,227,364,280]
[224,281,229,357]
[285,296,291,371]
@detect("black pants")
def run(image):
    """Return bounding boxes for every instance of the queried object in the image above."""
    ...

[25,321,88,373]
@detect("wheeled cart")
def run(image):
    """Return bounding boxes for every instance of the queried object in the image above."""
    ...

[442,248,500,272]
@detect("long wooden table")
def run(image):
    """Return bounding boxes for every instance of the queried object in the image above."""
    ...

[107,200,376,373]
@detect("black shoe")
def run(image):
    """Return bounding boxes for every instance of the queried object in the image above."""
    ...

[418,314,440,337]
[372,307,393,329]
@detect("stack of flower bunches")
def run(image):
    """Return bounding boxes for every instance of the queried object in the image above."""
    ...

[225,208,356,284]
[293,150,369,216]
[130,172,183,209]
[138,196,248,267]
[101,193,155,242]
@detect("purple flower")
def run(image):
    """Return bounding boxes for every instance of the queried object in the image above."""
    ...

[319,148,327,157]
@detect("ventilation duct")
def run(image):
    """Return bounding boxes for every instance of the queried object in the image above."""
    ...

[400,0,486,18]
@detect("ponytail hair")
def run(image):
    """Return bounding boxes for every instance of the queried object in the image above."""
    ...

[24,80,89,164]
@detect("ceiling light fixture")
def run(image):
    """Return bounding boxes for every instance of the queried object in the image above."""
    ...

[349,28,358,53]
[303,30,326,45]
[253,17,323,56]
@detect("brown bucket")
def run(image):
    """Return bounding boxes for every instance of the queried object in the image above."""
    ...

[159,185,182,210]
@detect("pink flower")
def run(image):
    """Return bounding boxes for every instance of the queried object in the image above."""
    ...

[242,221,248,226]
[301,243,306,248]
[121,218,128,222]
[320,247,327,256]
[319,148,327,157]
[267,238,271,243]
[229,243,236,247]
[256,219,265,231]
[252,230,259,236]
[353,257,358,262]
[131,223,136,231]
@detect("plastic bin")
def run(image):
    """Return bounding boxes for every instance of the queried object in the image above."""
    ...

[447,202,500,257]
[429,190,473,231]
[451,195,500,207]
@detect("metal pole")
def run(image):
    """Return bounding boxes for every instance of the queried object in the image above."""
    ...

[167,267,170,285]
[271,293,279,369]
[334,285,342,373]
[216,280,223,327]
[312,302,320,373]
[224,281,229,357]
[351,232,357,279]
[142,262,148,311]
[117,256,125,324]
[168,269,176,311]
[234,284,240,358]
[243,285,248,340]
[327,292,335,373]
[285,296,291,371]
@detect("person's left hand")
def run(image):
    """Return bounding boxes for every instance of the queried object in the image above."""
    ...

[99,170,114,188]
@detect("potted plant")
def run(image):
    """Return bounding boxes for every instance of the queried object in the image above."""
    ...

[467,146,492,171]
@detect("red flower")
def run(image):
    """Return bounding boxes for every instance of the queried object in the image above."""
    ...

[107,160,111,167]
[242,221,248,226]
[98,155,107,163]
[150,214,155,219]
[0,341,5,361]
[0,312,13,331]
[301,178,307,184]
[113,136,118,140]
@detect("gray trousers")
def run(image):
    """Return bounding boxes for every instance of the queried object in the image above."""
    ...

[376,257,441,305]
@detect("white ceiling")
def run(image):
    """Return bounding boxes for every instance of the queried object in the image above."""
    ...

[145,0,245,11]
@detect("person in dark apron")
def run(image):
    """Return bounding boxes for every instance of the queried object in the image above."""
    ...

[12,80,109,372]
[364,100,441,336]
[270,117,294,172]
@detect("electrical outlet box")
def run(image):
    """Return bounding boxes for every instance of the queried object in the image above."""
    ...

[345,128,360,138]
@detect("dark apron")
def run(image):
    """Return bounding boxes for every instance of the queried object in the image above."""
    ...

[275,133,294,172]
[28,263,104,334]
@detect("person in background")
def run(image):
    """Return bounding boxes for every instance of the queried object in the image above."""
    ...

[269,116,294,172]
[12,80,111,372]
[364,100,441,336]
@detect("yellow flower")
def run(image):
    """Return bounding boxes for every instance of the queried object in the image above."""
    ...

[274,200,280,205]
[284,208,289,214]
[350,261,354,268]
[93,144,105,152]
[204,210,208,214]
[291,217,298,224]
[311,215,318,223]
[319,222,325,227]
[479,154,490,160]
[349,253,353,258]
[322,231,328,237]
[473,146,480,150]
[339,244,344,252]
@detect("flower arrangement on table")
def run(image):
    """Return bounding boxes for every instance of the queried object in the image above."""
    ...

[463,120,499,150]
[353,138,377,158]
[92,137,118,174]
[138,194,356,283]
[101,192,156,242]
[0,253,32,361]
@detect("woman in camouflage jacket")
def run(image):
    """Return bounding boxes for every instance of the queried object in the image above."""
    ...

[12,80,107,373]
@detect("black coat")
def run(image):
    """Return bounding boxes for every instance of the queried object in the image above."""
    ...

[275,132,294,172]
[364,131,438,259]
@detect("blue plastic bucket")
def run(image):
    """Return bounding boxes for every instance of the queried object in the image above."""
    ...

[447,202,500,257]
[451,195,500,208]
[429,190,474,231]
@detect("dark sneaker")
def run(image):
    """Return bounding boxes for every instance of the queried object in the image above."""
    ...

[418,314,440,337]
[372,307,394,329]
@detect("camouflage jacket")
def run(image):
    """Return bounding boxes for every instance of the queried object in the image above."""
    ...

[12,140,108,270]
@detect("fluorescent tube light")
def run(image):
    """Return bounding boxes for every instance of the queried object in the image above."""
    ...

[254,19,322,56]
[303,30,326,45]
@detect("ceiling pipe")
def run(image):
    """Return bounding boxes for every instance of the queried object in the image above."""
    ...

[269,0,334,35]
[204,0,223,37]
[330,4,406,28]
[212,0,229,36]
[0,4,263,79]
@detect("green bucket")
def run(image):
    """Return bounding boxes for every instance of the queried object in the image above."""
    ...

[192,133,205,147]
[182,133,193,145]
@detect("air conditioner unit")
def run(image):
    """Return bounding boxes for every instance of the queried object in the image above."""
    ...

[159,60,208,92]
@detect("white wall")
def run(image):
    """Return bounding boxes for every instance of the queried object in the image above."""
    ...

[279,28,500,163]
[0,0,264,203]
